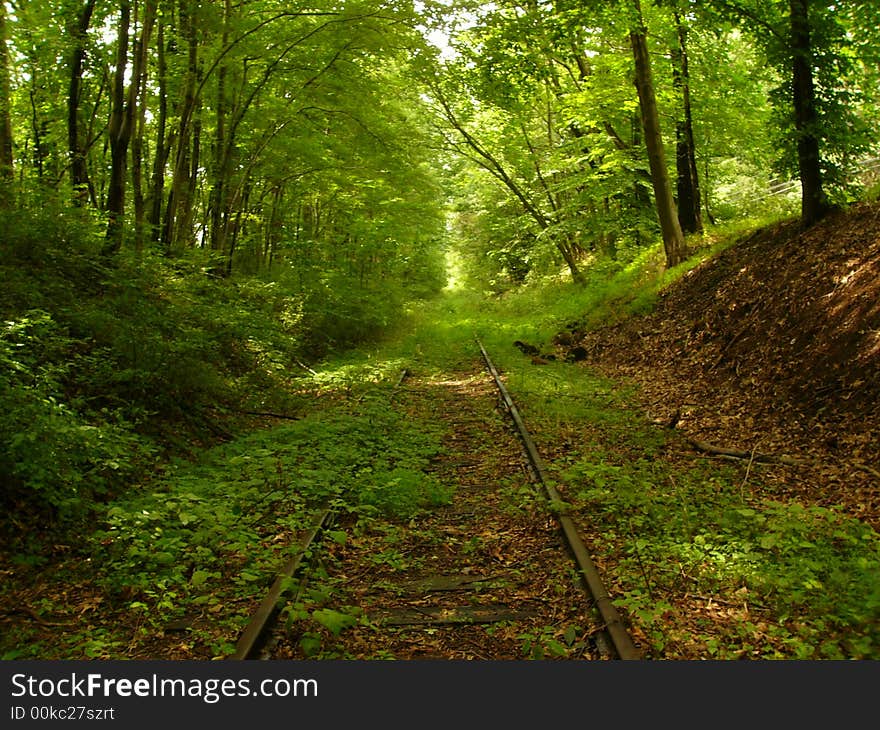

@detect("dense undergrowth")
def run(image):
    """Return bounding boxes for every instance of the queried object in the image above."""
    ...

[0,194,453,659]
[0,196,437,536]
[385,223,880,659]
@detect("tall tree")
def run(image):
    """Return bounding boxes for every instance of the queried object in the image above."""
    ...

[66,0,97,202]
[671,8,702,234]
[630,0,686,267]
[104,0,132,252]
[161,0,201,251]
[0,0,14,185]
[129,0,159,251]
[789,0,827,224]
[708,0,876,225]
[147,18,169,241]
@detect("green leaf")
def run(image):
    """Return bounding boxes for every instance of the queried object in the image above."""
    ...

[545,639,569,657]
[299,634,323,657]
[311,608,358,636]
[327,529,347,546]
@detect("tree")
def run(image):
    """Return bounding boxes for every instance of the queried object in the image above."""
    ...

[671,8,702,234]
[0,0,14,185]
[789,0,827,224]
[104,0,132,252]
[629,0,686,266]
[66,0,97,202]
[161,0,202,251]
[708,0,877,226]
[430,75,586,285]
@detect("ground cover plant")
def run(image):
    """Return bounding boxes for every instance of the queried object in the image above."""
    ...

[3,200,880,660]
[2,365,451,660]
[440,243,880,659]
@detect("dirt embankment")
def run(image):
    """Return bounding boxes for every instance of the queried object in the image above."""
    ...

[561,202,880,527]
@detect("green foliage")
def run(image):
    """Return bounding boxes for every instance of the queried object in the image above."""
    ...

[294,273,406,358]
[518,624,585,660]
[709,0,880,207]
[0,205,151,518]
[0,197,357,522]
[563,451,880,658]
[89,392,450,627]
[396,251,880,659]
[356,466,452,520]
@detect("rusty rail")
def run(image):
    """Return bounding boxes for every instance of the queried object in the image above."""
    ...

[229,507,334,660]
[229,368,410,660]
[477,338,641,661]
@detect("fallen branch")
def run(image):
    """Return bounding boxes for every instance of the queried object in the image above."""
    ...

[684,436,879,483]
[685,438,809,467]
[739,442,759,496]
[293,359,317,375]
[237,410,300,421]
[1,607,73,627]
[205,404,300,421]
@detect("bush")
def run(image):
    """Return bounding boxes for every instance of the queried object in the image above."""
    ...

[0,201,299,522]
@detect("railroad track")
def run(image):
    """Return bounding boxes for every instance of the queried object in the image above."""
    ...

[476,339,640,660]
[229,344,641,661]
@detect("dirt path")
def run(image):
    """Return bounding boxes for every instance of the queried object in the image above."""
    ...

[274,361,608,660]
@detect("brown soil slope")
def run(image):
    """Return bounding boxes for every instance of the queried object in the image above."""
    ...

[564,201,880,528]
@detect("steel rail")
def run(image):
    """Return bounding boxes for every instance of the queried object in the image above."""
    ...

[229,368,410,660]
[477,338,642,661]
[230,506,334,660]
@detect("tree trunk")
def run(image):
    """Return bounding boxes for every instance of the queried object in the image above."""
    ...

[703,156,717,225]
[264,185,284,270]
[162,0,199,251]
[29,80,48,179]
[147,20,169,241]
[790,0,828,226]
[209,0,232,255]
[104,0,132,253]
[0,1,14,192]
[226,179,250,275]
[130,1,158,252]
[178,101,202,247]
[556,237,585,284]
[630,0,686,268]
[672,11,702,235]
[67,0,97,202]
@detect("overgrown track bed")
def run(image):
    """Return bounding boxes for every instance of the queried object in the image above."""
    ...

[240,351,640,661]
[477,340,640,660]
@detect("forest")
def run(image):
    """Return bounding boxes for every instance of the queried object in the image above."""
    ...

[1,0,879,661]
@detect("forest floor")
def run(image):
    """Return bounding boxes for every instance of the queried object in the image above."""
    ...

[557,201,880,533]
[272,366,606,660]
